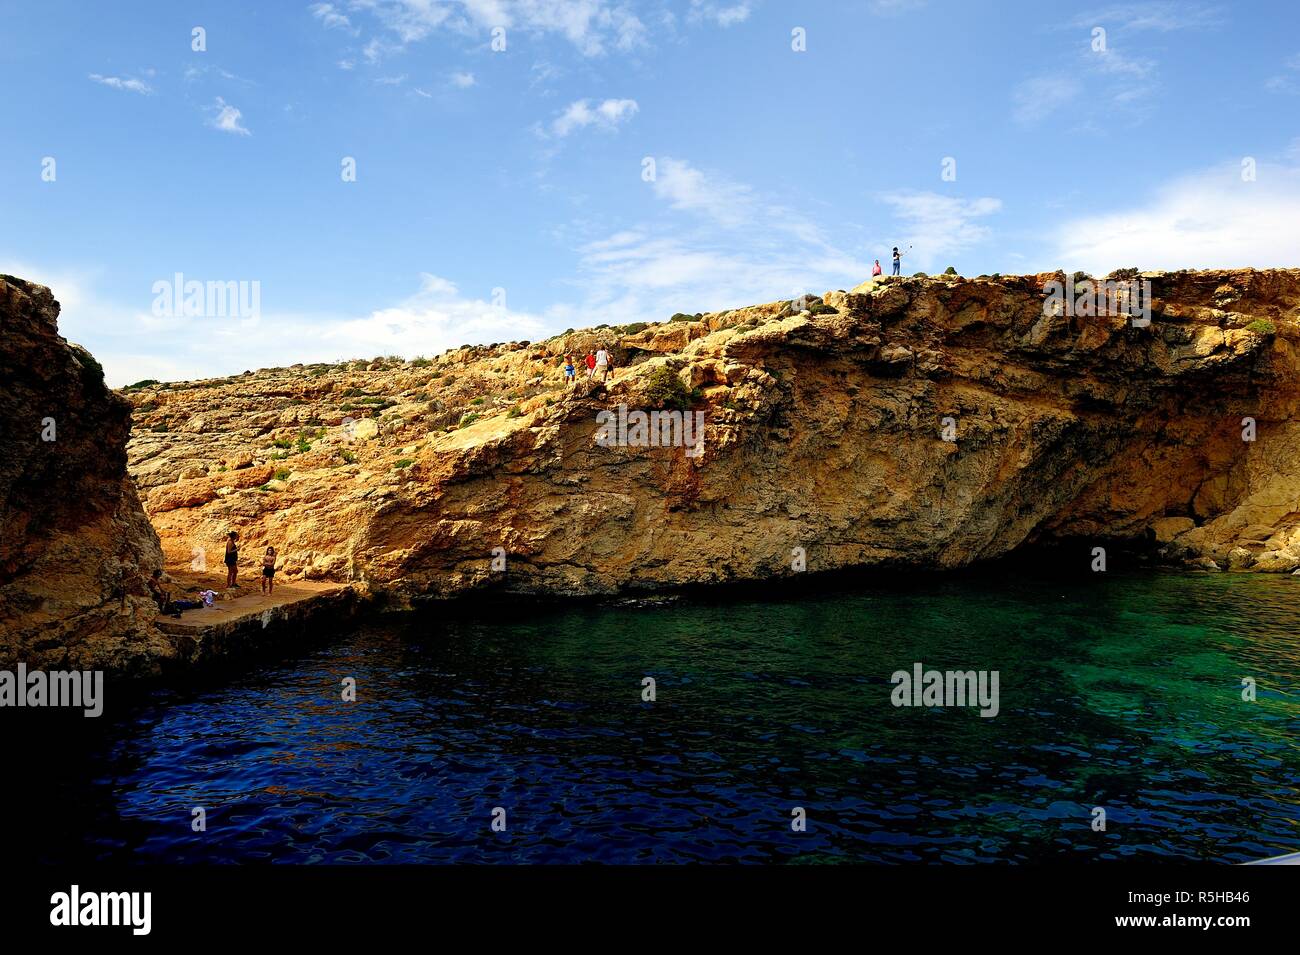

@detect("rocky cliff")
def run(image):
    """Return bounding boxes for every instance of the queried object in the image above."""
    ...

[0,276,170,672]
[122,268,1300,603]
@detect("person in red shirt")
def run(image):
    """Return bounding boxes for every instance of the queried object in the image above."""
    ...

[872,259,883,277]
[584,351,597,379]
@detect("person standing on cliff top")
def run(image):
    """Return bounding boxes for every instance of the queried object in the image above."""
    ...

[261,546,277,596]
[224,531,240,589]
[892,247,904,276]
[873,259,883,277]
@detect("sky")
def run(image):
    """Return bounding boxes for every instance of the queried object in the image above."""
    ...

[1,0,1298,386]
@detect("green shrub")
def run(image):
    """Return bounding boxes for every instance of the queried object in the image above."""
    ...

[1247,319,1277,336]
[506,406,522,418]
[913,272,928,278]
[944,266,958,275]
[410,357,432,367]
[393,458,414,470]
[340,450,356,464]
[668,312,696,323]
[459,413,480,428]
[640,366,692,411]
[273,468,291,481]
[470,397,485,405]
[809,303,837,315]
[125,379,160,390]
[622,322,649,335]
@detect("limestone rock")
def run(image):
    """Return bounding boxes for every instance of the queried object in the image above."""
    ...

[0,276,169,673]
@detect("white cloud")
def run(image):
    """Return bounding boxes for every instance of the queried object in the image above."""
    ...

[868,0,927,14]
[88,73,153,95]
[877,192,1002,269]
[1012,75,1081,123]
[542,158,877,327]
[1070,2,1222,32]
[1,267,547,386]
[309,2,356,32]
[1265,50,1300,94]
[450,71,477,88]
[1017,6,1219,125]
[688,1,752,27]
[650,157,756,227]
[549,98,639,137]
[207,98,251,135]
[330,0,647,58]
[1043,160,1300,275]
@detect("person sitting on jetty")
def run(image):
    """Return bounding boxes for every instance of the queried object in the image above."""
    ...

[261,546,278,596]
[224,531,240,588]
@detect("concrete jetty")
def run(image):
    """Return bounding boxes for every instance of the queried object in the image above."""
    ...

[154,580,362,665]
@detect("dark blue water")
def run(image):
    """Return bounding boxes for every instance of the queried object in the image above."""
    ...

[16,569,1300,863]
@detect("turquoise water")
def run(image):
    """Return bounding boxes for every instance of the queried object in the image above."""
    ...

[16,568,1300,863]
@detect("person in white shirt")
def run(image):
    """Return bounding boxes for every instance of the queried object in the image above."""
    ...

[594,346,610,383]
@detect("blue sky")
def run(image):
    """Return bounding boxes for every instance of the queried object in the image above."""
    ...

[2,0,1297,385]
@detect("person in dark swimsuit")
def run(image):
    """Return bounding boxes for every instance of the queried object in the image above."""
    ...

[261,546,277,596]
[225,531,240,588]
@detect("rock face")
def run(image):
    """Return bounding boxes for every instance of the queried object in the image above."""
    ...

[123,268,1300,601]
[0,276,170,672]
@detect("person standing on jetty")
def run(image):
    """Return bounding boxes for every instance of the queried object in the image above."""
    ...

[261,546,277,596]
[224,531,240,588]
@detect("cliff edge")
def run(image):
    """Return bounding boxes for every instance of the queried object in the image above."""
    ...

[0,276,170,672]
[123,268,1300,602]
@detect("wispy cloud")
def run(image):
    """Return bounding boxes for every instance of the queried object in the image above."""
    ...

[88,73,153,95]
[208,97,251,135]
[548,98,639,137]
[450,71,476,89]
[544,158,874,327]
[320,0,648,59]
[688,1,753,27]
[868,0,927,15]
[1012,75,1081,123]
[1265,51,1300,94]
[1016,4,1220,124]
[877,192,1002,269]
[309,2,357,33]
[1069,2,1222,32]
[651,157,756,227]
